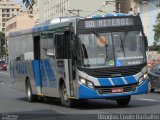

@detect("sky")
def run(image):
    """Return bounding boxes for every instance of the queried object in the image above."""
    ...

[15,0,23,6]
[15,0,26,9]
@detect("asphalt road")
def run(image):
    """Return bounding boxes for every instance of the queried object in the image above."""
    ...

[0,70,160,120]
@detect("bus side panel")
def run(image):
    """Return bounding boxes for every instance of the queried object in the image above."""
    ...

[40,59,59,97]
[46,59,60,97]
[9,60,36,95]
[32,60,42,94]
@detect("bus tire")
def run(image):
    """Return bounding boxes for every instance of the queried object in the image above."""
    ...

[116,96,131,106]
[26,80,37,102]
[60,84,73,107]
[148,81,154,92]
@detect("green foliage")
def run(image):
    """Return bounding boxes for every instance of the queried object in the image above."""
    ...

[153,13,160,45]
[148,44,160,50]
[0,32,6,57]
[153,2,160,46]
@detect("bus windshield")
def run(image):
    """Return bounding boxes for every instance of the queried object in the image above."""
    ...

[77,31,146,68]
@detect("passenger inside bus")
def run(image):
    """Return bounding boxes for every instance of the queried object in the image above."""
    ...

[41,48,48,59]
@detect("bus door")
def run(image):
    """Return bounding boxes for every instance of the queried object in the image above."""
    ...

[40,32,56,97]
[55,31,75,97]
[33,35,43,95]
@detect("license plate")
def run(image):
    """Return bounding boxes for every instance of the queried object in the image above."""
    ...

[112,88,123,93]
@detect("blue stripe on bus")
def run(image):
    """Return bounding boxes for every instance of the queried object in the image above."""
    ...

[37,27,42,31]
[44,60,56,81]
[32,60,41,86]
[78,79,148,99]
[112,77,125,86]
[40,61,47,87]
[98,76,137,87]
[43,26,49,31]
[124,76,137,84]
[32,27,37,32]
[24,63,27,74]
[98,78,113,86]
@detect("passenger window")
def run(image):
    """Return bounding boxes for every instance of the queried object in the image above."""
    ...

[55,34,65,59]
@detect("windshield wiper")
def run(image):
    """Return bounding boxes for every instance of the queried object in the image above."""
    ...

[120,35,126,57]
[119,31,128,57]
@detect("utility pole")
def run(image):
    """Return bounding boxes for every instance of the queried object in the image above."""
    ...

[104,0,124,13]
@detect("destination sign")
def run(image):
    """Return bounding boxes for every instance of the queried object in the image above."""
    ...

[78,18,134,29]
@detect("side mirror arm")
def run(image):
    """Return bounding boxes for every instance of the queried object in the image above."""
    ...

[144,35,148,50]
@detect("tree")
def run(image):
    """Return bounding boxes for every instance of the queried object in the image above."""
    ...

[0,32,5,58]
[153,2,160,45]
[153,13,160,45]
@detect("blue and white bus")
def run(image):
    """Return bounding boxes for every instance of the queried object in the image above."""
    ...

[8,13,148,107]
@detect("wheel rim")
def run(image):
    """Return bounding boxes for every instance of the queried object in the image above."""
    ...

[63,88,68,102]
[27,85,31,99]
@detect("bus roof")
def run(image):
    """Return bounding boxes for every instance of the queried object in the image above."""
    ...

[9,13,133,37]
[87,13,130,18]
[9,16,81,37]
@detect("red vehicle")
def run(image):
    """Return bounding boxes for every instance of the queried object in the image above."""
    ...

[0,60,7,71]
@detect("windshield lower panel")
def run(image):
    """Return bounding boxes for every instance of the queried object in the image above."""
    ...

[77,31,146,68]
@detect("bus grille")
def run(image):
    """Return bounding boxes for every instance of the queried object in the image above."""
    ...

[95,84,137,94]
[78,63,146,78]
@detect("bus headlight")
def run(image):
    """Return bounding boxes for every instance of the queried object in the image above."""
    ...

[80,78,87,85]
[79,78,94,89]
[138,73,148,85]
[143,73,148,80]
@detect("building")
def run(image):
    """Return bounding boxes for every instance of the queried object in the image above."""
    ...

[36,0,44,22]
[0,0,22,33]
[43,0,116,20]
[116,0,159,46]
[116,0,139,14]
[139,0,159,46]
[29,0,42,22]
[5,11,38,57]
[5,12,38,37]
[20,0,44,23]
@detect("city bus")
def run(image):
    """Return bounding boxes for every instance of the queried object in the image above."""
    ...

[8,13,148,107]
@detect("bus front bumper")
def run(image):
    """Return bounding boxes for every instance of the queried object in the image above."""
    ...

[78,79,148,99]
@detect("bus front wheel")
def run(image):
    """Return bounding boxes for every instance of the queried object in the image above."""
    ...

[60,84,73,107]
[26,80,37,102]
[116,96,131,106]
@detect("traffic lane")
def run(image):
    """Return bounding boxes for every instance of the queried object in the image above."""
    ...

[0,78,100,120]
[0,70,10,85]
[1,95,160,120]
[1,112,98,120]
[0,71,160,114]
[11,90,160,114]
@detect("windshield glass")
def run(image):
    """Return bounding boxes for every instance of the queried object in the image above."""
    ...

[113,31,145,66]
[77,33,114,67]
[77,31,146,68]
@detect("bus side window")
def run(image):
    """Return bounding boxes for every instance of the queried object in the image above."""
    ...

[55,34,64,59]
[16,56,20,61]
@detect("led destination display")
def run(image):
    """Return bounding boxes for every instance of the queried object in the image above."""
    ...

[78,18,134,29]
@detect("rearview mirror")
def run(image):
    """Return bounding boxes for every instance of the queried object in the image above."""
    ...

[144,35,148,50]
